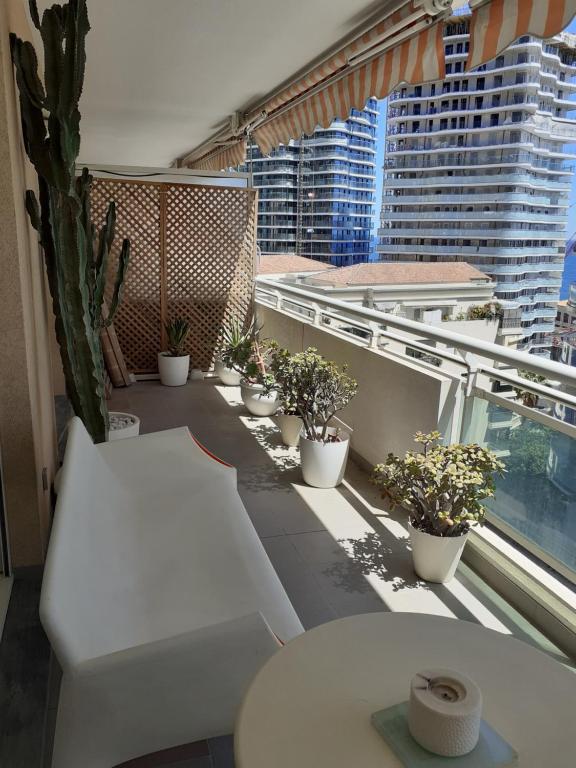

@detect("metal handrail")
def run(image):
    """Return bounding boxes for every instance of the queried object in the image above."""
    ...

[255,276,576,388]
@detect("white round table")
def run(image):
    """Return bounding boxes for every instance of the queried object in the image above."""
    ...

[235,613,576,767]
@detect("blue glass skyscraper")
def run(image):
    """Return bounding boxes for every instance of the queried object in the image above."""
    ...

[241,99,378,266]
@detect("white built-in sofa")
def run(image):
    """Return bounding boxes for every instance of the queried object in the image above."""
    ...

[40,417,303,768]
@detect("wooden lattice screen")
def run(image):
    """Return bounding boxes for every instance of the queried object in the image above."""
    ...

[90,178,257,373]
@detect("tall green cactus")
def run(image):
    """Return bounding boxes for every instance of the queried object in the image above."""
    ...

[10,0,130,443]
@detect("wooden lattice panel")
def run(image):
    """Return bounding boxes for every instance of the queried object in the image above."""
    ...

[91,177,256,374]
[165,184,257,370]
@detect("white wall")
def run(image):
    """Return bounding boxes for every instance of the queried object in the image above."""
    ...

[259,305,462,467]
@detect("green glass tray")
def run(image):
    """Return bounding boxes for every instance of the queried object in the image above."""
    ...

[371,702,518,767]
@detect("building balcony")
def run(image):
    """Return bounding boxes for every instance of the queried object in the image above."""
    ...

[382,211,568,224]
[383,174,572,190]
[377,243,564,258]
[382,192,562,207]
[379,227,565,240]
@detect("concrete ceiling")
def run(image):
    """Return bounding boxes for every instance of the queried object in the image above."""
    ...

[34,0,385,167]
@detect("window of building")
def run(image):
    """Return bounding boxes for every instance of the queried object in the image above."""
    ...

[490,113,499,126]
[511,111,522,123]
[492,94,501,107]
[456,42,463,53]
[446,63,453,74]
[445,44,454,56]
[459,116,466,128]
[457,135,465,146]
[475,96,484,109]
[473,115,482,128]
[442,82,451,93]
[415,85,422,97]
[477,77,485,90]
[462,79,468,91]
[455,61,463,73]
[413,104,421,115]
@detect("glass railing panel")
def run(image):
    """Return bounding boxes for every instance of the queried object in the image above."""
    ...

[462,396,576,578]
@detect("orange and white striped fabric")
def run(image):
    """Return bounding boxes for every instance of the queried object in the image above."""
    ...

[467,0,576,70]
[192,139,247,172]
[253,2,445,156]
[254,23,444,156]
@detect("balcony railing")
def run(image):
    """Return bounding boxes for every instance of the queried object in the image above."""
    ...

[255,276,576,586]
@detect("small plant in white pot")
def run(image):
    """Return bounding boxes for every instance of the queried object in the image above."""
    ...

[240,339,279,417]
[371,432,505,583]
[268,346,303,446]
[215,316,256,386]
[158,318,190,386]
[288,348,357,488]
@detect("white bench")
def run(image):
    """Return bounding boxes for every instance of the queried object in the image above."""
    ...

[40,417,303,768]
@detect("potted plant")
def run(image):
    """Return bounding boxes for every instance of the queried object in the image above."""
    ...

[286,348,357,488]
[371,432,505,583]
[513,369,548,408]
[269,347,303,446]
[240,339,279,417]
[215,316,256,386]
[158,318,191,386]
[11,0,132,444]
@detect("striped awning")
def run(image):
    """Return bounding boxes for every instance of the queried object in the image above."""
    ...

[467,0,576,70]
[253,1,447,155]
[193,139,247,172]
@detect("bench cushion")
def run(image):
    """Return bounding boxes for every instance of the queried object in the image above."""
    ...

[41,418,303,670]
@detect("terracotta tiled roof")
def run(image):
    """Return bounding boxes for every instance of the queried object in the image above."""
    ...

[258,254,333,274]
[308,261,491,287]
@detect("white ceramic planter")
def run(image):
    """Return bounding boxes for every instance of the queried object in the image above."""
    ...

[158,352,190,386]
[240,381,279,417]
[300,428,350,488]
[214,357,242,386]
[275,414,303,447]
[108,412,140,441]
[409,523,469,583]
[190,368,205,381]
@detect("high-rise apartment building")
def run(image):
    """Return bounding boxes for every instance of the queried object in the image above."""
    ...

[241,100,378,266]
[378,14,576,355]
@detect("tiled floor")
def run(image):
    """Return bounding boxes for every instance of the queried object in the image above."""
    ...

[3,378,569,768]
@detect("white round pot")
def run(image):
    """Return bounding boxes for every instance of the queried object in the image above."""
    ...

[409,523,469,583]
[275,414,303,447]
[241,381,279,417]
[300,428,350,488]
[214,356,242,386]
[108,411,140,441]
[158,352,190,386]
[190,368,205,381]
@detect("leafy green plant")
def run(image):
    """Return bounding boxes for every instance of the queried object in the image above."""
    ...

[165,318,190,357]
[513,370,548,408]
[10,0,130,443]
[219,316,258,374]
[276,348,357,442]
[467,302,503,321]
[371,432,505,537]
[268,346,299,415]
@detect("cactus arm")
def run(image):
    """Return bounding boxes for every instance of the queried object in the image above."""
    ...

[11,0,129,444]
[106,239,131,325]
[28,0,41,30]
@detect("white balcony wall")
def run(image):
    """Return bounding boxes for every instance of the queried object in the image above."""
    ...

[258,305,462,467]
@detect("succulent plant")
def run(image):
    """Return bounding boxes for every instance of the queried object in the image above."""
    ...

[371,432,505,537]
[10,0,130,443]
[165,318,190,357]
[273,348,357,442]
